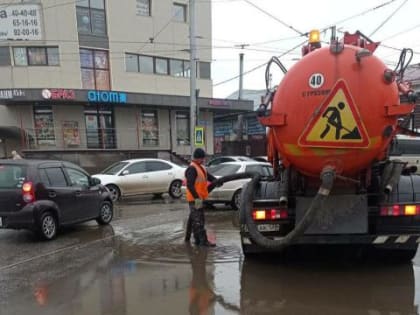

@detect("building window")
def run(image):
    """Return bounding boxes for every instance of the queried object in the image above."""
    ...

[170,59,183,77]
[176,111,190,145]
[172,3,187,22]
[80,48,110,90]
[13,47,60,66]
[155,57,168,75]
[76,0,107,36]
[199,61,211,79]
[141,110,159,146]
[126,53,194,78]
[126,53,139,72]
[33,106,56,146]
[139,55,153,73]
[0,47,11,66]
[136,0,151,16]
[84,105,116,149]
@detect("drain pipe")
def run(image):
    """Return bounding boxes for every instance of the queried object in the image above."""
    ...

[243,166,336,250]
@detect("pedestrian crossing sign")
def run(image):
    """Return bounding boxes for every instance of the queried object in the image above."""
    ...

[299,80,369,148]
[194,126,205,146]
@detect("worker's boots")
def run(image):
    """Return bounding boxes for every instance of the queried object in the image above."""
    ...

[197,231,216,247]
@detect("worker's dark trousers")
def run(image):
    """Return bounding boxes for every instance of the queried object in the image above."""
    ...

[186,202,206,244]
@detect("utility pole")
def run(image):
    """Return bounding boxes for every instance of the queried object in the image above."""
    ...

[189,0,197,158]
[234,45,248,142]
[239,52,244,100]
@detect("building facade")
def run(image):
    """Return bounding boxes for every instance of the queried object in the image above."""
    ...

[0,0,252,168]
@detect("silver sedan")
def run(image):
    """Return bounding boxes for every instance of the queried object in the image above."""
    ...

[93,159,186,201]
[206,161,273,209]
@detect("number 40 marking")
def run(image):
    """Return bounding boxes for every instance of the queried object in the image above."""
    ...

[309,73,324,89]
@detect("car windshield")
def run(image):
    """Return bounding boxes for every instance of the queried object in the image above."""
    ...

[101,162,129,175]
[208,164,241,176]
[0,164,27,189]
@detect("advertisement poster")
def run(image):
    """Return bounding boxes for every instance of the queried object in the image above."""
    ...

[62,121,80,147]
[141,111,159,145]
[0,4,43,40]
[34,113,55,145]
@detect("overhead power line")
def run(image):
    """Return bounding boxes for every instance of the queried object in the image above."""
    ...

[322,0,401,31]
[213,39,307,87]
[369,0,409,37]
[242,0,305,36]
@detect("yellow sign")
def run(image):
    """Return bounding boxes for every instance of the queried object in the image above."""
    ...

[299,80,369,148]
[194,126,205,146]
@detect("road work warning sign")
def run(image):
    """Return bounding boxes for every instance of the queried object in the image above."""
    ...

[299,80,369,148]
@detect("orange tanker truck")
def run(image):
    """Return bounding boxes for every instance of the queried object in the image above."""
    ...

[237,30,420,261]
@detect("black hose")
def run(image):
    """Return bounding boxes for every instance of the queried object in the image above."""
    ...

[207,172,260,193]
[242,168,336,250]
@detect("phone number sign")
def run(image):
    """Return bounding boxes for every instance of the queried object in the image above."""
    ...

[0,4,43,40]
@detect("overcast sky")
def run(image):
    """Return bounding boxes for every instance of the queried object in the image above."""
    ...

[205,0,420,98]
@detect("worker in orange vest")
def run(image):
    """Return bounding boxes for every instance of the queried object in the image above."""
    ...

[185,148,218,247]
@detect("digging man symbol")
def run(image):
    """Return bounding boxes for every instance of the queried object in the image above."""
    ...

[320,102,361,140]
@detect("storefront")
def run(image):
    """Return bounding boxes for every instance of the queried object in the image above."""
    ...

[0,88,253,163]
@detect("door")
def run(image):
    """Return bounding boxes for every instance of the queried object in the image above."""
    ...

[144,161,174,193]
[65,167,100,220]
[41,167,78,223]
[118,161,148,195]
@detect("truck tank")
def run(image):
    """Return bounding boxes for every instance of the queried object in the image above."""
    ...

[259,32,414,177]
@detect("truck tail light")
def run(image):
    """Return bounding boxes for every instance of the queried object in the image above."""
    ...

[380,204,420,216]
[22,182,35,203]
[252,209,288,220]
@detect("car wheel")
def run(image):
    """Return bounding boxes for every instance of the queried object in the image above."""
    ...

[97,201,113,225]
[169,180,182,199]
[38,212,57,240]
[231,189,242,210]
[106,184,121,202]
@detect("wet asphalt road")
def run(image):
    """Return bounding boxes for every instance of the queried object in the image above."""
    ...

[0,196,419,315]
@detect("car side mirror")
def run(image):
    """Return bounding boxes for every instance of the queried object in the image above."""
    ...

[90,177,101,186]
[120,170,129,176]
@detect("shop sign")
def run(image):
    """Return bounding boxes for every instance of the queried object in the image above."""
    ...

[0,89,25,99]
[87,90,127,103]
[208,99,232,107]
[42,89,75,100]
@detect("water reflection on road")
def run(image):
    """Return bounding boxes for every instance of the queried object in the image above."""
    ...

[0,198,418,315]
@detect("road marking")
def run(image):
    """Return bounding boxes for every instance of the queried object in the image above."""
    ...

[373,236,389,244]
[395,235,410,243]
[0,234,116,272]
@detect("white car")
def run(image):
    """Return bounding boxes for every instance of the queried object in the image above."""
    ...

[93,159,186,201]
[206,161,273,209]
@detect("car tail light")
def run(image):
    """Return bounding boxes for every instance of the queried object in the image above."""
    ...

[22,182,35,203]
[380,204,420,216]
[252,208,288,220]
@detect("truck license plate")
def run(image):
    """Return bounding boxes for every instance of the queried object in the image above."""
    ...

[257,224,279,232]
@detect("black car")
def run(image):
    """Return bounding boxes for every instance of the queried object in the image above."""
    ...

[0,160,113,240]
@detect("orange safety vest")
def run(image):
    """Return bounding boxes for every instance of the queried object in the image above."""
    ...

[186,161,209,202]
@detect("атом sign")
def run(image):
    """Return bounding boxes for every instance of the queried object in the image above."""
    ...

[0,4,43,40]
[87,90,127,103]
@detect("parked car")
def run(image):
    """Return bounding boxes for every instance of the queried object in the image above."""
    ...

[206,161,273,209]
[206,156,254,167]
[252,156,268,162]
[93,158,186,201]
[0,160,113,240]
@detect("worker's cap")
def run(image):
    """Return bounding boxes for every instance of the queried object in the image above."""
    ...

[193,148,206,159]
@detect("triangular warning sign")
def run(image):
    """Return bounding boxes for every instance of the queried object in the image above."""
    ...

[299,80,369,148]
